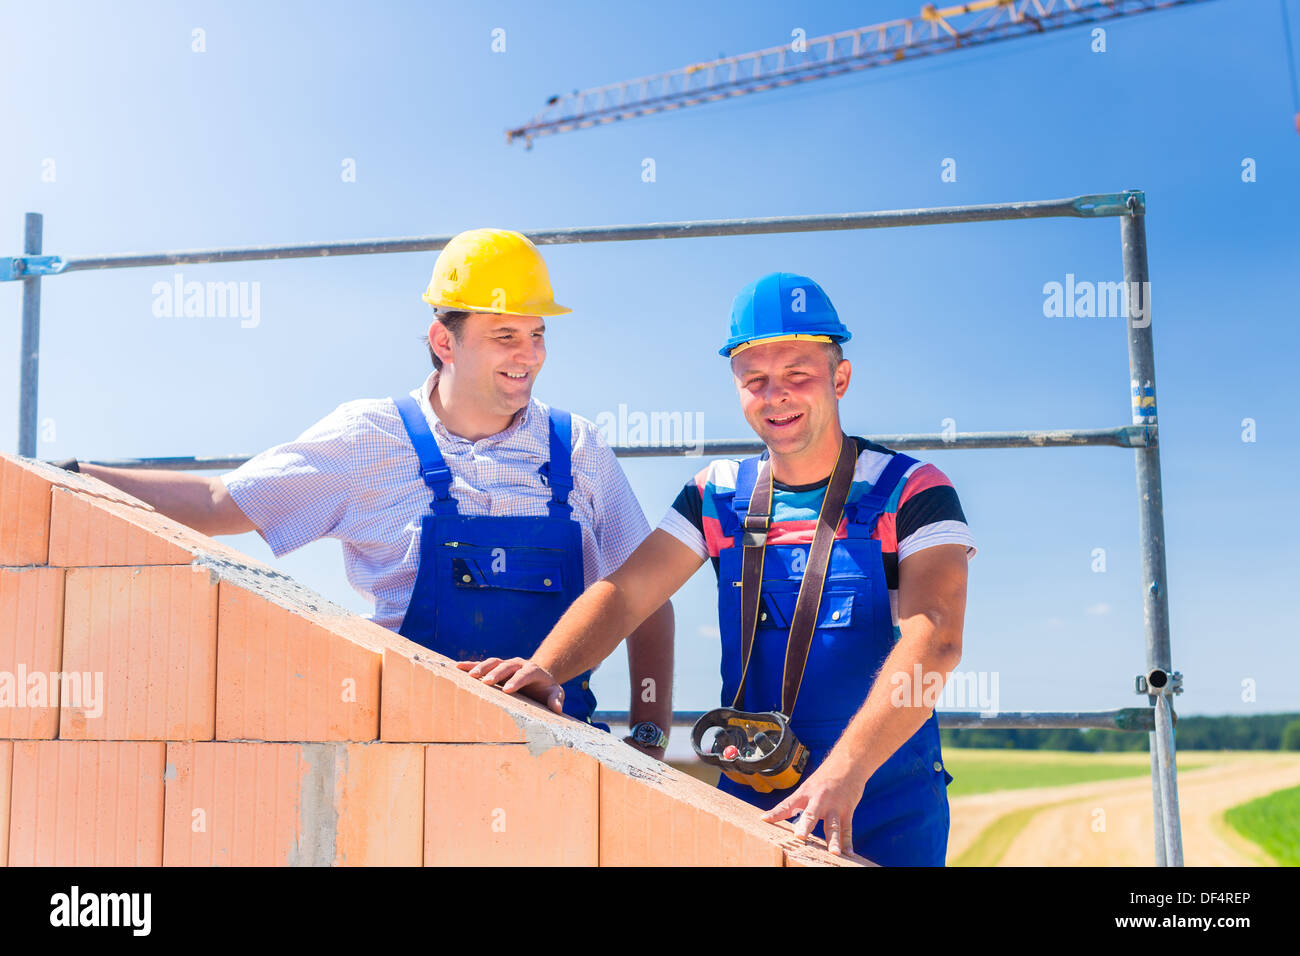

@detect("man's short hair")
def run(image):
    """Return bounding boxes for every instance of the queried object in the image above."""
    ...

[427,308,473,371]
[825,340,844,372]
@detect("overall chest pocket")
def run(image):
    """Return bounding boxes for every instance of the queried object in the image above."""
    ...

[446,544,567,594]
[756,586,856,630]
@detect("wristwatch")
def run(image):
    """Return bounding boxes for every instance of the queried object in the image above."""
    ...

[630,720,668,750]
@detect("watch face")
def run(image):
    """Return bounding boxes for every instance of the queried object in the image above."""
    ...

[633,722,659,745]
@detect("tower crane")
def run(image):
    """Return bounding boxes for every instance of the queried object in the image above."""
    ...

[507,0,1226,147]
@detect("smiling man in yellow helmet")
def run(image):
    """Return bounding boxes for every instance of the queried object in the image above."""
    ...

[64,228,675,755]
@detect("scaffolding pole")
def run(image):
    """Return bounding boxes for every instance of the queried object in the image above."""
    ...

[1120,197,1183,866]
[75,425,1153,473]
[16,214,43,458]
[600,708,1166,731]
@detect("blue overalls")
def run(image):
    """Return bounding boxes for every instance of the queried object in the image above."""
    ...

[712,449,953,866]
[391,395,603,727]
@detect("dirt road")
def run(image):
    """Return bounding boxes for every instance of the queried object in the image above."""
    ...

[948,752,1300,866]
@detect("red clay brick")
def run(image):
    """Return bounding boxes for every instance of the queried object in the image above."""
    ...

[0,457,54,565]
[163,741,423,866]
[423,743,598,866]
[335,743,424,866]
[7,740,165,865]
[49,488,193,566]
[48,486,282,570]
[0,453,155,509]
[380,648,528,744]
[0,453,155,565]
[215,583,380,742]
[162,741,300,866]
[60,566,217,740]
[782,836,873,867]
[0,567,65,738]
[599,763,790,866]
[0,740,11,866]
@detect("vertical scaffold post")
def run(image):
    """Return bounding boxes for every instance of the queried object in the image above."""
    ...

[1120,190,1183,866]
[1149,736,1166,866]
[1154,695,1184,865]
[18,213,44,457]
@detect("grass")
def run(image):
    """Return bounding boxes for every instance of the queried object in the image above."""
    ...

[941,747,1217,797]
[1223,784,1300,866]
[673,747,1223,795]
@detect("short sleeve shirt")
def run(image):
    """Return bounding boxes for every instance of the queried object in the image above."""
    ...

[220,371,651,631]
[656,437,976,629]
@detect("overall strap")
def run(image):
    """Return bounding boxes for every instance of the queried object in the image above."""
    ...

[732,454,772,710]
[845,450,916,538]
[782,433,857,717]
[730,454,763,544]
[393,395,458,516]
[538,407,575,520]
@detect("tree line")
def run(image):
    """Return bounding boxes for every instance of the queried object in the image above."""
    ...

[940,712,1300,751]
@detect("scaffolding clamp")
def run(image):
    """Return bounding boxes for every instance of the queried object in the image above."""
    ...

[1136,668,1183,697]
[1,255,65,282]
[1072,190,1144,217]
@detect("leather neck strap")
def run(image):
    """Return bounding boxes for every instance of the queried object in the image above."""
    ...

[733,433,857,717]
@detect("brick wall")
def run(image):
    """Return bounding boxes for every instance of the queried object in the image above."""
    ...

[0,453,864,867]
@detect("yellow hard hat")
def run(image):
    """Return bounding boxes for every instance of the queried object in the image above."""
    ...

[422,228,571,317]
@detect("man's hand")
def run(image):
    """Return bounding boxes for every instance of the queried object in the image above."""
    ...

[761,755,866,857]
[456,657,565,715]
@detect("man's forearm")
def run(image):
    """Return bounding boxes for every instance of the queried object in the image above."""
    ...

[627,602,674,734]
[823,630,962,788]
[532,579,640,685]
[79,464,251,536]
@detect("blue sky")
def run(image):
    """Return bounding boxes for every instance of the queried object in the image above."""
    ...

[3,0,1297,721]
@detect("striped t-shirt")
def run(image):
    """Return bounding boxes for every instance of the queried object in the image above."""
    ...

[657,437,976,629]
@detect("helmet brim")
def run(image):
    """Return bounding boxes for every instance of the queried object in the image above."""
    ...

[423,294,572,317]
[720,331,850,357]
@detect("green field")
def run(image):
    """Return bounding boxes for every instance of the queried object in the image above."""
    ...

[1224,784,1300,866]
[672,747,1223,794]
[941,747,1217,797]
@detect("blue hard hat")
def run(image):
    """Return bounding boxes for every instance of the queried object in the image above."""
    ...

[719,272,851,357]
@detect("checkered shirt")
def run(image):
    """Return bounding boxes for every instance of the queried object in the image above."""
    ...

[221,371,651,631]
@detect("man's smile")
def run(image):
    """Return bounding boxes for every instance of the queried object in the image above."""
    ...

[766,411,804,428]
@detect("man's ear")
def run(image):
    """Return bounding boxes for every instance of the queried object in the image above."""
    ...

[833,359,852,399]
[429,320,456,368]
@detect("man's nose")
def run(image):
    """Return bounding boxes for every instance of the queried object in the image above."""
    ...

[762,380,790,406]
[515,337,543,366]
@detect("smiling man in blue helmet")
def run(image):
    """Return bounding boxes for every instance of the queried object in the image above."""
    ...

[464,272,977,864]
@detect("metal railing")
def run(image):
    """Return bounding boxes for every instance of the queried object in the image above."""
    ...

[598,708,1166,731]
[4,190,1184,865]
